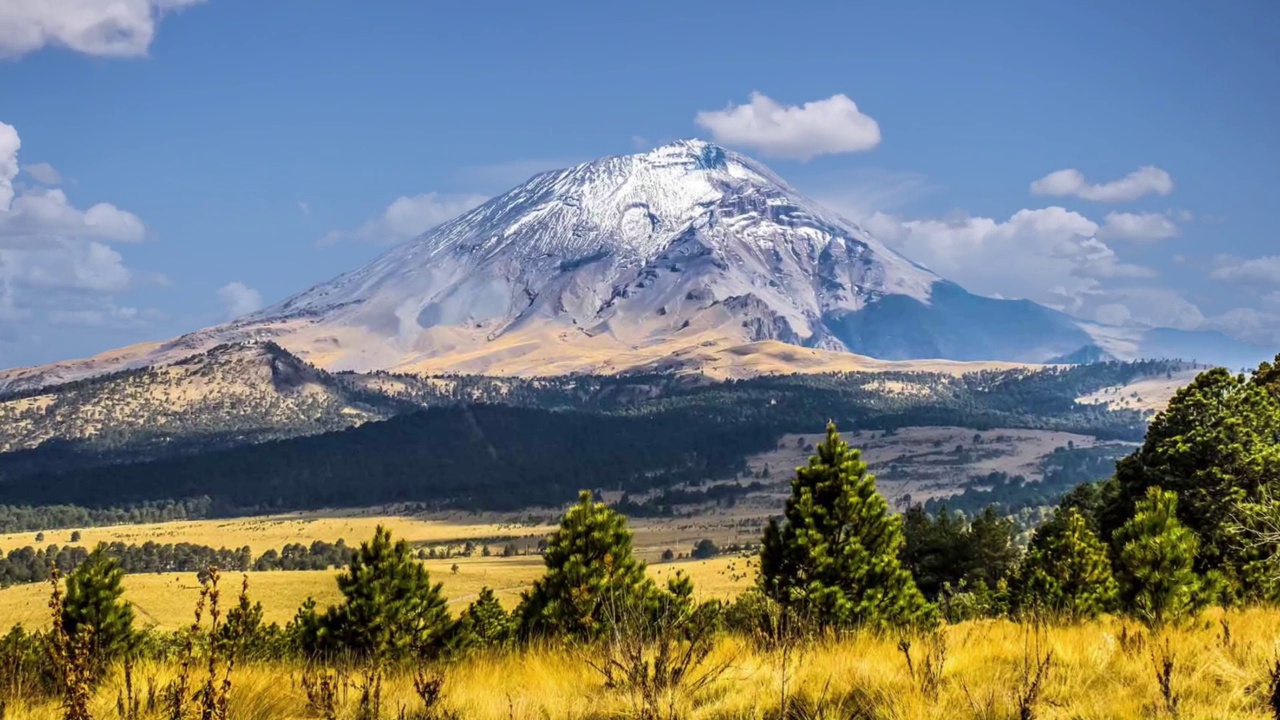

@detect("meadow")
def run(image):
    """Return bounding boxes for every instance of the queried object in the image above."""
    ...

[7,608,1279,719]
[0,554,751,630]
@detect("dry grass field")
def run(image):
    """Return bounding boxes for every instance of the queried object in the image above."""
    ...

[7,608,1279,719]
[0,511,559,556]
[1075,367,1202,414]
[0,554,753,631]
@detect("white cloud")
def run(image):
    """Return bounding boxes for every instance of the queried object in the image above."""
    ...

[0,0,205,59]
[319,192,487,246]
[694,92,881,161]
[1030,165,1174,202]
[22,161,61,185]
[0,121,18,210]
[861,205,1222,337]
[1208,255,1280,287]
[0,119,153,350]
[216,281,262,319]
[0,188,146,245]
[1069,287,1205,331]
[297,200,310,217]
[870,206,1154,305]
[1097,211,1179,242]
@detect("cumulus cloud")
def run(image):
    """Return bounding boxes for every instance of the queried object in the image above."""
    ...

[867,206,1154,306]
[1097,211,1180,242]
[1030,165,1174,202]
[22,162,61,185]
[0,0,205,59]
[216,281,262,319]
[319,192,488,246]
[0,188,146,246]
[1209,255,1280,287]
[694,92,881,161]
[0,119,152,351]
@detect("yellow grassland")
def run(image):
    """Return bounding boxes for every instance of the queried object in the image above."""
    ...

[6,608,1279,719]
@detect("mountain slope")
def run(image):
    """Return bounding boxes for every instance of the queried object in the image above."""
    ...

[0,140,1266,392]
[0,342,400,458]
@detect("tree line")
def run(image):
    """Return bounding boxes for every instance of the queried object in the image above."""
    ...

[0,539,355,589]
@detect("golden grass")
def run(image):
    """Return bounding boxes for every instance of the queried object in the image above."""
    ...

[8,609,1279,719]
[0,555,754,630]
[0,512,557,556]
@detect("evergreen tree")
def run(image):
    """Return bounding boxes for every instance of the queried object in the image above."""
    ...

[516,490,653,639]
[318,525,450,659]
[967,506,1020,591]
[451,586,514,651]
[1114,487,1203,626]
[1108,357,1280,600]
[1017,507,1118,619]
[759,422,933,629]
[218,576,269,659]
[61,547,135,664]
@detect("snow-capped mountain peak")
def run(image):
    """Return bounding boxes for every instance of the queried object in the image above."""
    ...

[5,139,1263,392]
[259,139,940,333]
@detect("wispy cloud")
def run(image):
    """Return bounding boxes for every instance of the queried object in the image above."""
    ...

[319,192,488,247]
[21,161,60,185]
[1030,166,1174,202]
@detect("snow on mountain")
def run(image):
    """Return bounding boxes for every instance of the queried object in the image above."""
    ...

[0,139,1266,391]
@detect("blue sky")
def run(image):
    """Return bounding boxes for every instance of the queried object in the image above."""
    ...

[1,0,1277,367]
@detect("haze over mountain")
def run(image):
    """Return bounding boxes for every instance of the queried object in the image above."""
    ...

[0,140,1265,392]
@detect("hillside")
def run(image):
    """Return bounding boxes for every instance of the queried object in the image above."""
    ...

[0,342,406,460]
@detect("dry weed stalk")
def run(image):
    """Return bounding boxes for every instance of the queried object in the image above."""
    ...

[586,593,733,720]
[300,665,339,720]
[898,629,947,701]
[1150,637,1179,718]
[1016,625,1053,720]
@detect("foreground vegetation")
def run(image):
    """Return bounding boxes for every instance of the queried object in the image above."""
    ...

[6,610,1279,719]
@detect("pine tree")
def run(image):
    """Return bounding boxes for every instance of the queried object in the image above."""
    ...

[759,422,933,629]
[319,525,450,659]
[61,547,135,665]
[516,490,653,639]
[1017,507,1118,619]
[1109,357,1280,601]
[451,586,514,651]
[1114,487,1203,626]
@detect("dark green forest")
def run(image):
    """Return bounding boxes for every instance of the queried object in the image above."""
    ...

[0,354,1180,519]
